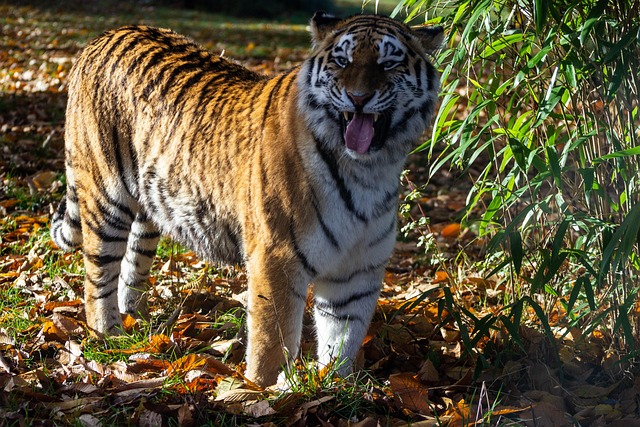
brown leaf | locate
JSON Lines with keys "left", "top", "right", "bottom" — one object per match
{"left": 244, "top": 399, "right": 276, "bottom": 417}
{"left": 43, "top": 299, "right": 83, "bottom": 312}
{"left": 433, "top": 271, "right": 450, "bottom": 284}
{"left": 520, "top": 401, "right": 570, "bottom": 427}
{"left": 113, "top": 377, "right": 166, "bottom": 392}
{"left": 41, "top": 320, "right": 68, "bottom": 342}
{"left": 139, "top": 409, "right": 163, "bottom": 427}
{"left": 389, "top": 373, "right": 431, "bottom": 415}
{"left": 418, "top": 359, "right": 440, "bottom": 383}
{"left": 440, "top": 223, "right": 461, "bottom": 238}
{"left": 166, "top": 353, "right": 233, "bottom": 377}
{"left": 77, "top": 414, "right": 102, "bottom": 427}
{"left": 146, "top": 334, "right": 173, "bottom": 353}
{"left": 52, "top": 312, "right": 83, "bottom": 336}
{"left": 44, "top": 397, "right": 103, "bottom": 412}
{"left": 30, "top": 171, "right": 57, "bottom": 190}
{"left": 177, "top": 403, "right": 194, "bottom": 427}
{"left": 121, "top": 313, "right": 139, "bottom": 333}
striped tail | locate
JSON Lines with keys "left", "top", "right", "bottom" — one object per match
{"left": 50, "top": 188, "right": 82, "bottom": 251}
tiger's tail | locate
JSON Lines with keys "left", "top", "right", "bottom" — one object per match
{"left": 50, "top": 183, "right": 82, "bottom": 251}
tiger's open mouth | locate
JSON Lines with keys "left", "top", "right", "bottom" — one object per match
{"left": 340, "top": 111, "right": 391, "bottom": 154}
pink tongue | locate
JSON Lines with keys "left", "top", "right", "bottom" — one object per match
{"left": 345, "top": 113, "right": 375, "bottom": 154}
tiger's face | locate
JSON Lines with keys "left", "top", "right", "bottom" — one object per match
{"left": 300, "top": 13, "right": 443, "bottom": 162}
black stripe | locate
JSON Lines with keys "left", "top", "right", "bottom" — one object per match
{"left": 368, "top": 219, "right": 395, "bottom": 247}
{"left": 261, "top": 74, "right": 286, "bottom": 129}
{"left": 396, "top": 107, "right": 419, "bottom": 133}
{"left": 173, "top": 69, "right": 206, "bottom": 104}
{"left": 109, "top": 33, "right": 147, "bottom": 75}
{"left": 317, "top": 287, "right": 379, "bottom": 311}
{"left": 53, "top": 229, "right": 76, "bottom": 248}
{"left": 426, "top": 62, "right": 435, "bottom": 91}
{"left": 137, "top": 48, "right": 170, "bottom": 84}
{"left": 131, "top": 246, "right": 157, "bottom": 258}
{"left": 373, "top": 189, "right": 399, "bottom": 219}
{"left": 85, "top": 220, "right": 128, "bottom": 243}
{"left": 94, "top": 285, "right": 118, "bottom": 300}
{"left": 69, "top": 216, "right": 81, "bottom": 229}
{"left": 281, "top": 72, "right": 296, "bottom": 99}
{"left": 310, "top": 191, "right": 340, "bottom": 249}
{"left": 132, "top": 230, "right": 161, "bottom": 239}
{"left": 290, "top": 221, "right": 317, "bottom": 276}
{"left": 111, "top": 126, "right": 135, "bottom": 198}
{"left": 95, "top": 198, "right": 131, "bottom": 231}
{"left": 96, "top": 30, "right": 137, "bottom": 75}
{"left": 313, "top": 137, "right": 367, "bottom": 223}
{"left": 98, "top": 184, "right": 135, "bottom": 221}
{"left": 315, "top": 309, "right": 364, "bottom": 324}
{"left": 87, "top": 271, "right": 120, "bottom": 289}
{"left": 86, "top": 253, "right": 123, "bottom": 266}
{"left": 159, "top": 52, "right": 205, "bottom": 94}
{"left": 324, "top": 261, "right": 387, "bottom": 284}
{"left": 68, "top": 187, "right": 79, "bottom": 203}
{"left": 140, "top": 47, "right": 196, "bottom": 100}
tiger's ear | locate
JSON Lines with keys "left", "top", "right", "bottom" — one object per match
{"left": 412, "top": 25, "right": 445, "bottom": 54}
{"left": 310, "top": 11, "right": 342, "bottom": 47}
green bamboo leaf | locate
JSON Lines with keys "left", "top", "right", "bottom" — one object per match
{"left": 508, "top": 137, "right": 529, "bottom": 171}
{"left": 599, "top": 201, "right": 640, "bottom": 283}
{"left": 592, "top": 146, "right": 640, "bottom": 164}
{"left": 562, "top": 62, "right": 577, "bottom": 88}
{"left": 523, "top": 297, "right": 560, "bottom": 361}
{"left": 606, "top": 59, "right": 627, "bottom": 100}
{"left": 534, "top": 0, "right": 548, "bottom": 33}
{"left": 546, "top": 146, "right": 562, "bottom": 188}
{"left": 603, "top": 28, "right": 639, "bottom": 64}
{"left": 579, "top": 17, "right": 600, "bottom": 45}
{"left": 583, "top": 275, "right": 596, "bottom": 311}
{"left": 509, "top": 231, "right": 523, "bottom": 275}
{"left": 567, "top": 276, "right": 583, "bottom": 313}
{"left": 526, "top": 44, "right": 553, "bottom": 70}
{"left": 481, "top": 32, "right": 526, "bottom": 57}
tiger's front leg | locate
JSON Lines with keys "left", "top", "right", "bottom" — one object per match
{"left": 312, "top": 269, "right": 384, "bottom": 375}
{"left": 243, "top": 252, "right": 309, "bottom": 387}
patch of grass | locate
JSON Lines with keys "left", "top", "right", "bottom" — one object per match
{"left": 155, "top": 237, "right": 190, "bottom": 259}
{"left": 274, "top": 358, "right": 391, "bottom": 421}
{"left": 82, "top": 325, "right": 156, "bottom": 364}
{"left": 0, "top": 285, "right": 38, "bottom": 341}
{"left": 212, "top": 306, "right": 244, "bottom": 340}
{"left": 1, "top": 178, "right": 49, "bottom": 213}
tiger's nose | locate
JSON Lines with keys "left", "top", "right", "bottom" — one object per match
{"left": 347, "top": 91, "right": 374, "bottom": 107}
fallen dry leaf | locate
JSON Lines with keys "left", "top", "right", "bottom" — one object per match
{"left": 389, "top": 373, "right": 432, "bottom": 415}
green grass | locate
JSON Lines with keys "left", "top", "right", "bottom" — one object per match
{"left": 0, "top": 286, "right": 38, "bottom": 341}
{"left": 82, "top": 323, "right": 158, "bottom": 364}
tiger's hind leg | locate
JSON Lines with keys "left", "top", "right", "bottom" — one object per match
{"left": 118, "top": 212, "right": 160, "bottom": 318}
{"left": 312, "top": 269, "right": 384, "bottom": 376}
{"left": 78, "top": 185, "right": 137, "bottom": 336}
{"left": 50, "top": 168, "right": 82, "bottom": 251}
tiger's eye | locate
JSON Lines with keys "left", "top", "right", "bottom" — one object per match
{"left": 334, "top": 57, "right": 349, "bottom": 68}
{"left": 381, "top": 60, "right": 400, "bottom": 70}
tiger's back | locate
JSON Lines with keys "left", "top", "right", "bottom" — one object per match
{"left": 57, "top": 26, "right": 304, "bottom": 263}
{"left": 51, "top": 15, "right": 443, "bottom": 386}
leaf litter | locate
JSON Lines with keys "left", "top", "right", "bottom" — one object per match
{"left": 2, "top": 2, "right": 640, "bottom": 426}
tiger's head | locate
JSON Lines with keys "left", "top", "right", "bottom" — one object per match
{"left": 299, "top": 12, "right": 443, "bottom": 163}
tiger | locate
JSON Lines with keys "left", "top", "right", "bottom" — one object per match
{"left": 50, "top": 12, "right": 443, "bottom": 387}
